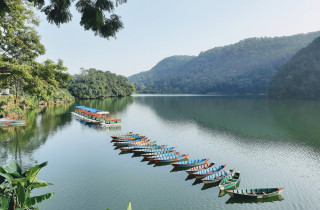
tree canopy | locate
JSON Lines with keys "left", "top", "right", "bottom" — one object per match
{"left": 0, "top": 0, "right": 127, "bottom": 39}
{"left": 0, "top": 0, "right": 71, "bottom": 102}
{"left": 67, "top": 68, "right": 135, "bottom": 98}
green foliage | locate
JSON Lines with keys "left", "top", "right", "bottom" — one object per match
{"left": 0, "top": 1, "right": 72, "bottom": 104}
{"left": 0, "top": 161, "right": 53, "bottom": 209}
{"left": 68, "top": 68, "right": 135, "bottom": 99}
{"left": 0, "top": 0, "right": 127, "bottom": 39}
{"left": 129, "top": 31, "right": 320, "bottom": 95}
{"left": 269, "top": 36, "right": 320, "bottom": 99}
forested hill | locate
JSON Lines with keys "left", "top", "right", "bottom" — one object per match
{"left": 129, "top": 56, "right": 196, "bottom": 93}
{"left": 129, "top": 31, "right": 320, "bottom": 94}
{"left": 269, "top": 36, "right": 320, "bottom": 99}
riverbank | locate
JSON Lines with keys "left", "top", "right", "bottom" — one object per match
{"left": 0, "top": 89, "right": 74, "bottom": 118}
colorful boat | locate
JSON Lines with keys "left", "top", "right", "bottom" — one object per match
{"left": 141, "top": 149, "right": 177, "bottom": 157}
{"left": 113, "top": 139, "right": 151, "bottom": 147}
{"left": 202, "top": 169, "right": 235, "bottom": 184}
{"left": 132, "top": 146, "right": 172, "bottom": 154}
{"left": 219, "top": 171, "right": 240, "bottom": 190}
{"left": 114, "top": 136, "right": 145, "bottom": 141}
{"left": 119, "top": 145, "right": 163, "bottom": 152}
{"left": 226, "top": 188, "right": 285, "bottom": 199}
{"left": 186, "top": 162, "right": 216, "bottom": 175}
{"left": 154, "top": 154, "right": 189, "bottom": 163}
{"left": 111, "top": 132, "right": 139, "bottom": 138}
{"left": 194, "top": 164, "right": 227, "bottom": 179}
{"left": 171, "top": 158, "right": 209, "bottom": 168}
{"left": 147, "top": 152, "right": 181, "bottom": 161}
{"left": 112, "top": 136, "right": 146, "bottom": 142}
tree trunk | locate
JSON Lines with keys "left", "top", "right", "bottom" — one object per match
{"left": 15, "top": 86, "right": 18, "bottom": 104}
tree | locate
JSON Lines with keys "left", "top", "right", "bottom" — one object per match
{"left": 0, "top": 0, "right": 127, "bottom": 39}
{"left": 0, "top": 1, "right": 71, "bottom": 103}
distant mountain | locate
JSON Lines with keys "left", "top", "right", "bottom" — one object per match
{"left": 129, "top": 31, "right": 320, "bottom": 94}
{"left": 269, "top": 36, "right": 320, "bottom": 99}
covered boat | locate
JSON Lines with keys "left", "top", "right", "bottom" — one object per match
{"left": 219, "top": 171, "right": 240, "bottom": 190}
{"left": 202, "top": 169, "right": 235, "bottom": 184}
{"left": 194, "top": 164, "right": 227, "bottom": 179}
{"left": 186, "top": 162, "right": 216, "bottom": 175}
{"left": 226, "top": 188, "right": 285, "bottom": 199}
{"left": 154, "top": 154, "right": 189, "bottom": 163}
{"left": 171, "top": 158, "right": 209, "bottom": 168}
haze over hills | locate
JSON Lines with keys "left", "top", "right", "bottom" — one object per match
{"left": 269, "top": 36, "right": 320, "bottom": 99}
{"left": 129, "top": 31, "right": 320, "bottom": 95}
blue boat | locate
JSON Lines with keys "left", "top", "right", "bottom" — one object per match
{"left": 202, "top": 169, "right": 235, "bottom": 184}
{"left": 171, "top": 158, "right": 209, "bottom": 168}
{"left": 120, "top": 145, "right": 164, "bottom": 152}
{"left": 147, "top": 152, "right": 181, "bottom": 161}
{"left": 132, "top": 146, "right": 173, "bottom": 154}
{"left": 194, "top": 164, "right": 227, "bottom": 179}
{"left": 154, "top": 154, "right": 189, "bottom": 163}
{"left": 141, "top": 149, "right": 177, "bottom": 157}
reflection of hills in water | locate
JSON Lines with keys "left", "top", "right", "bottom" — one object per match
{"left": 76, "top": 97, "right": 134, "bottom": 115}
{"left": 0, "top": 103, "right": 75, "bottom": 167}
{"left": 0, "top": 97, "right": 134, "bottom": 167}
{"left": 134, "top": 96, "right": 320, "bottom": 146}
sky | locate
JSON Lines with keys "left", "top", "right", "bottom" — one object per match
{"left": 36, "top": 0, "right": 320, "bottom": 76}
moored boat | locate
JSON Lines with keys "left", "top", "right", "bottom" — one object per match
{"left": 113, "top": 139, "right": 151, "bottom": 147}
{"left": 148, "top": 152, "right": 181, "bottom": 161}
{"left": 111, "top": 132, "right": 139, "bottom": 139}
{"left": 202, "top": 169, "right": 235, "bottom": 184}
{"left": 141, "top": 149, "right": 177, "bottom": 157}
{"left": 132, "top": 146, "right": 172, "bottom": 154}
{"left": 119, "top": 144, "right": 163, "bottom": 152}
{"left": 219, "top": 171, "right": 240, "bottom": 190}
{"left": 171, "top": 158, "right": 209, "bottom": 168}
{"left": 194, "top": 164, "right": 227, "bottom": 179}
{"left": 154, "top": 154, "right": 189, "bottom": 163}
{"left": 186, "top": 162, "right": 216, "bottom": 175}
{"left": 226, "top": 188, "right": 285, "bottom": 199}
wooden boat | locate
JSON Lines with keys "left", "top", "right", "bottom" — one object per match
{"left": 114, "top": 136, "right": 145, "bottom": 141}
{"left": 132, "top": 146, "right": 173, "bottom": 154}
{"left": 226, "top": 188, "right": 285, "bottom": 199}
{"left": 111, "top": 133, "right": 141, "bottom": 139}
{"left": 171, "top": 158, "right": 209, "bottom": 168}
{"left": 186, "top": 162, "right": 216, "bottom": 175}
{"left": 147, "top": 152, "right": 181, "bottom": 161}
{"left": 141, "top": 149, "right": 177, "bottom": 157}
{"left": 193, "top": 164, "right": 227, "bottom": 179}
{"left": 219, "top": 171, "right": 240, "bottom": 190}
{"left": 113, "top": 139, "right": 151, "bottom": 147}
{"left": 112, "top": 137, "right": 146, "bottom": 142}
{"left": 202, "top": 169, "right": 235, "bottom": 184}
{"left": 119, "top": 145, "right": 163, "bottom": 152}
{"left": 154, "top": 154, "right": 189, "bottom": 163}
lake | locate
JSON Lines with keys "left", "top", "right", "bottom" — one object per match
{"left": 1, "top": 95, "right": 320, "bottom": 210}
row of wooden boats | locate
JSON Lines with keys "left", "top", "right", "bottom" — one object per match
{"left": 110, "top": 132, "right": 285, "bottom": 199}
{"left": 71, "top": 106, "right": 122, "bottom": 127}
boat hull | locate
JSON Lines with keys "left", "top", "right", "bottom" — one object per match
{"left": 226, "top": 188, "right": 285, "bottom": 199}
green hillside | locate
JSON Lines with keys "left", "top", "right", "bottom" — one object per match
{"left": 129, "top": 31, "right": 320, "bottom": 94}
{"left": 269, "top": 36, "right": 320, "bottom": 99}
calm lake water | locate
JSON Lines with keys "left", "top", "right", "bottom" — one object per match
{"left": 1, "top": 95, "right": 320, "bottom": 210}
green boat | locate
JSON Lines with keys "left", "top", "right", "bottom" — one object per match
{"left": 219, "top": 171, "right": 240, "bottom": 190}
{"left": 226, "top": 188, "right": 285, "bottom": 199}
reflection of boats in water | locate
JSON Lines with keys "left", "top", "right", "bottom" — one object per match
{"left": 0, "top": 118, "right": 27, "bottom": 127}
{"left": 226, "top": 195, "right": 284, "bottom": 204}
{"left": 76, "top": 118, "right": 121, "bottom": 130}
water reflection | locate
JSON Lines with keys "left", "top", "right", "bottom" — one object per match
{"left": 0, "top": 103, "right": 74, "bottom": 167}
{"left": 225, "top": 195, "right": 284, "bottom": 204}
{"left": 134, "top": 96, "right": 320, "bottom": 147}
